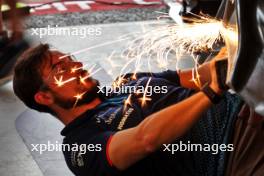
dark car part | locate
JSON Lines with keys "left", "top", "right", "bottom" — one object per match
{"left": 180, "top": 0, "right": 223, "bottom": 17}
{"left": 215, "top": 59, "right": 229, "bottom": 90}
{"left": 222, "top": 0, "right": 264, "bottom": 115}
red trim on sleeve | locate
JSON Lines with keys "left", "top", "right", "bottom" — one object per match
{"left": 106, "top": 135, "right": 114, "bottom": 167}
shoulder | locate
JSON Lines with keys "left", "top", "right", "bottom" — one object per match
{"left": 62, "top": 129, "right": 118, "bottom": 176}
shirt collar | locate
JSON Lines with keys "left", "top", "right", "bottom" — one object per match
{"left": 60, "top": 95, "right": 128, "bottom": 136}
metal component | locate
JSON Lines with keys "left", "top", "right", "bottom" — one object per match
{"left": 223, "top": 0, "right": 264, "bottom": 115}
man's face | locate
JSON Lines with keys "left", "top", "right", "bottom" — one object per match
{"left": 41, "top": 51, "right": 100, "bottom": 109}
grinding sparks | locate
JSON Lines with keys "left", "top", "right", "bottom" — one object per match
{"left": 71, "top": 64, "right": 89, "bottom": 73}
{"left": 123, "top": 94, "right": 132, "bottom": 112}
{"left": 71, "top": 66, "right": 83, "bottom": 73}
{"left": 123, "top": 16, "right": 222, "bottom": 70}
{"left": 49, "top": 14, "right": 235, "bottom": 110}
{"left": 59, "top": 37, "right": 131, "bottom": 60}
{"left": 191, "top": 67, "right": 202, "bottom": 88}
{"left": 131, "top": 72, "right": 137, "bottom": 80}
{"left": 220, "top": 25, "right": 238, "bottom": 45}
{"left": 88, "top": 64, "right": 97, "bottom": 73}
{"left": 54, "top": 76, "right": 77, "bottom": 87}
{"left": 113, "top": 74, "right": 127, "bottom": 88}
{"left": 107, "top": 51, "right": 119, "bottom": 68}
{"left": 139, "top": 78, "right": 152, "bottom": 107}
{"left": 89, "top": 67, "right": 102, "bottom": 77}
{"left": 119, "top": 15, "right": 224, "bottom": 88}
{"left": 124, "top": 94, "right": 132, "bottom": 106}
{"left": 73, "top": 92, "right": 87, "bottom": 108}
{"left": 79, "top": 67, "right": 102, "bottom": 85}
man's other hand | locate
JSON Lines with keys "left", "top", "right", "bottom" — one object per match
{"left": 209, "top": 48, "right": 228, "bottom": 94}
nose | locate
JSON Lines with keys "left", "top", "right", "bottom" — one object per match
{"left": 68, "top": 61, "right": 83, "bottom": 72}
{"left": 71, "top": 61, "right": 83, "bottom": 68}
{"left": 68, "top": 61, "right": 85, "bottom": 75}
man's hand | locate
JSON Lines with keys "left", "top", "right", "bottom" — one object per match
{"left": 179, "top": 47, "right": 228, "bottom": 92}
{"left": 209, "top": 48, "right": 228, "bottom": 94}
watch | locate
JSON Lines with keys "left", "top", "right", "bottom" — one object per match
{"left": 201, "top": 82, "right": 222, "bottom": 104}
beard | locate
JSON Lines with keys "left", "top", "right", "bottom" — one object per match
{"left": 52, "top": 79, "right": 100, "bottom": 109}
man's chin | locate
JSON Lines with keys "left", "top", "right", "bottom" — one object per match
{"left": 74, "top": 79, "right": 100, "bottom": 106}
{"left": 75, "top": 87, "right": 100, "bottom": 106}
{"left": 78, "top": 78, "right": 99, "bottom": 91}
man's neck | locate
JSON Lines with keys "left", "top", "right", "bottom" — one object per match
{"left": 54, "top": 98, "right": 102, "bottom": 125}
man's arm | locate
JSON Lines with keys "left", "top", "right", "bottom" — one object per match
{"left": 178, "top": 48, "right": 228, "bottom": 90}
{"left": 109, "top": 91, "right": 212, "bottom": 170}
{"left": 178, "top": 62, "right": 211, "bottom": 91}
{"left": 109, "top": 58, "right": 223, "bottom": 170}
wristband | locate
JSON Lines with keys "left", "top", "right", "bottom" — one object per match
{"left": 201, "top": 82, "right": 222, "bottom": 104}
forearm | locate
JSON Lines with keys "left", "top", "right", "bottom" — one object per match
{"left": 178, "top": 69, "right": 198, "bottom": 90}
{"left": 178, "top": 62, "right": 211, "bottom": 91}
{"left": 137, "top": 91, "right": 212, "bottom": 151}
{"left": 179, "top": 48, "right": 228, "bottom": 90}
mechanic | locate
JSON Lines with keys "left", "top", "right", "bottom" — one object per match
{"left": 13, "top": 44, "right": 242, "bottom": 176}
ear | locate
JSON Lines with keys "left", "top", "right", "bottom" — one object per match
{"left": 34, "top": 91, "right": 54, "bottom": 106}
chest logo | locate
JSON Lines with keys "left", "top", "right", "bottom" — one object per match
{"left": 117, "top": 108, "right": 134, "bottom": 130}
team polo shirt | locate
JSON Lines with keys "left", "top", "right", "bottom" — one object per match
{"left": 61, "top": 70, "right": 242, "bottom": 176}
{"left": 61, "top": 70, "right": 197, "bottom": 176}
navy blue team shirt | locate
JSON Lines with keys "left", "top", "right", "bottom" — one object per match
{"left": 61, "top": 70, "right": 197, "bottom": 176}
{"left": 60, "top": 70, "right": 242, "bottom": 176}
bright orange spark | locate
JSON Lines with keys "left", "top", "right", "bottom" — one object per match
{"left": 73, "top": 91, "right": 87, "bottom": 108}
{"left": 79, "top": 67, "right": 102, "bottom": 85}
{"left": 131, "top": 73, "right": 137, "bottom": 80}
{"left": 139, "top": 78, "right": 152, "bottom": 107}
{"left": 191, "top": 68, "right": 202, "bottom": 88}
{"left": 124, "top": 94, "right": 132, "bottom": 106}
{"left": 71, "top": 66, "right": 83, "bottom": 73}
{"left": 107, "top": 51, "right": 120, "bottom": 68}
{"left": 220, "top": 25, "right": 238, "bottom": 44}
{"left": 79, "top": 76, "right": 87, "bottom": 85}
{"left": 123, "top": 94, "right": 132, "bottom": 113}
{"left": 74, "top": 92, "right": 86, "bottom": 99}
{"left": 139, "top": 96, "right": 152, "bottom": 107}
{"left": 59, "top": 37, "right": 130, "bottom": 60}
{"left": 88, "top": 64, "right": 96, "bottom": 74}
{"left": 54, "top": 76, "right": 77, "bottom": 87}
{"left": 113, "top": 75, "right": 127, "bottom": 88}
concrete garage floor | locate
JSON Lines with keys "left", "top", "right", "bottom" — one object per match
{"left": 0, "top": 20, "right": 193, "bottom": 176}
{"left": 0, "top": 82, "right": 43, "bottom": 176}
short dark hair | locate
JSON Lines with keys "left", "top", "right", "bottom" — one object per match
{"left": 13, "top": 44, "right": 54, "bottom": 114}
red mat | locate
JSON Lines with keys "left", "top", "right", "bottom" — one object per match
{"left": 23, "top": 0, "right": 165, "bottom": 15}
